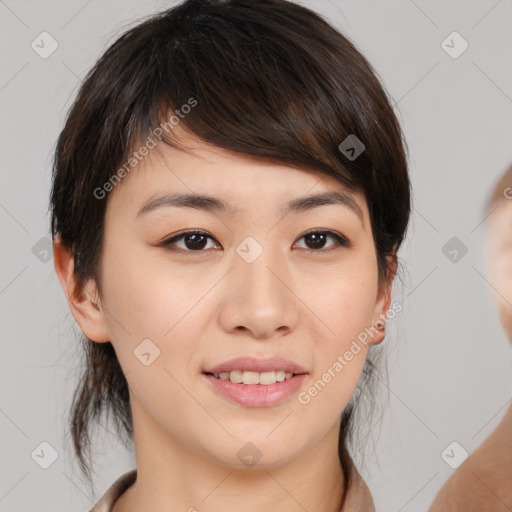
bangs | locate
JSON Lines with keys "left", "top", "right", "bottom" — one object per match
{"left": 102, "top": 0, "right": 377, "bottom": 191}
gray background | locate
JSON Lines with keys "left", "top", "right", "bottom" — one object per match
{"left": 1, "top": 0, "right": 511, "bottom": 510}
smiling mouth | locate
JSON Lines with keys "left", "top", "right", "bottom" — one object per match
{"left": 203, "top": 370, "right": 298, "bottom": 385}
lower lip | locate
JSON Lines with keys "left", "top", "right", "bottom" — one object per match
{"left": 203, "top": 373, "right": 307, "bottom": 407}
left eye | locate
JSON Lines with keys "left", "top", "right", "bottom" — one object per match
{"left": 160, "top": 229, "right": 349, "bottom": 254}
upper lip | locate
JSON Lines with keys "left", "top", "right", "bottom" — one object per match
{"left": 204, "top": 356, "right": 308, "bottom": 375}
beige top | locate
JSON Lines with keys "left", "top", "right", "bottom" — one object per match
{"left": 88, "top": 470, "right": 136, "bottom": 512}
{"left": 89, "top": 463, "right": 375, "bottom": 512}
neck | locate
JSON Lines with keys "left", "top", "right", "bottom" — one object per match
{"left": 114, "top": 397, "right": 347, "bottom": 512}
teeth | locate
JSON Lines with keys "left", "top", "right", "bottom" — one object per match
{"left": 212, "top": 370, "right": 295, "bottom": 385}
{"left": 259, "top": 371, "right": 276, "bottom": 385}
{"left": 243, "top": 371, "right": 260, "bottom": 385}
{"left": 230, "top": 371, "right": 243, "bottom": 384}
{"left": 276, "top": 370, "right": 286, "bottom": 382}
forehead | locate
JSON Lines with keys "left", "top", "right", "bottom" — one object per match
{"left": 109, "top": 134, "right": 370, "bottom": 223}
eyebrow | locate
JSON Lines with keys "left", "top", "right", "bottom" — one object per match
{"left": 136, "top": 191, "right": 364, "bottom": 224}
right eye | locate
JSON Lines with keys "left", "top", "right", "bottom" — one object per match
{"left": 160, "top": 230, "right": 221, "bottom": 254}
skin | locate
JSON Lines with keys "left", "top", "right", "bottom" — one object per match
{"left": 428, "top": 198, "right": 512, "bottom": 511}
{"left": 54, "top": 129, "right": 394, "bottom": 512}
{"left": 487, "top": 199, "right": 512, "bottom": 342}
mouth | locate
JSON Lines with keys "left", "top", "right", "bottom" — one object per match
{"left": 203, "top": 370, "right": 300, "bottom": 385}
{"left": 201, "top": 357, "right": 309, "bottom": 407}
{"left": 203, "top": 355, "right": 308, "bottom": 377}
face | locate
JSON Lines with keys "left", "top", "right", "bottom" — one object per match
{"left": 59, "top": 131, "right": 393, "bottom": 470}
{"left": 486, "top": 199, "right": 512, "bottom": 342}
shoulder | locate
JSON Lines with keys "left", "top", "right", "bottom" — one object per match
{"left": 428, "top": 443, "right": 512, "bottom": 512}
{"left": 428, "top": 466, "right": 491, "bottom": 512}
{"left": 429, "top": 403, "right": 512, "bottom": 511}
{"left": 88, "top": 470, "right": 137, "bottom": 512}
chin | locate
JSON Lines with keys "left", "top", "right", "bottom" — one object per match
{"left": 210, "top": 442, "right": 302, "bottom": 471}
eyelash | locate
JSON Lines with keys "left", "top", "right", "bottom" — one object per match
{"left": 159, "top": 229, "right": 350, "bottom": 256}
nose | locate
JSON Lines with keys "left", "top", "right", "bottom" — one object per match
{"left": 217, "top": 242, "right": 300, "bottom": 340}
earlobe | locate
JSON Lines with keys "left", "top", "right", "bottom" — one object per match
{"left": 53, "top": 236, "right": 111, "bottom": 343}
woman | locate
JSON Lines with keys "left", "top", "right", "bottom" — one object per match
{"left": 50, "top": 0, "right": 411, "bottom": 510}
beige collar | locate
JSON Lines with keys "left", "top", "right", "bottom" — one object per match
{"left": 90, "top": 462, "right": 375, "bottom": 512}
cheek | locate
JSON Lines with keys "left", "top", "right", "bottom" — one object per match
{"left": 314, "top": 279, "right": 375, "bottom": 372}
{"left": 296, "top": 260, "right": 379, "bottom": 402}
{"left": 321, "top": 277, "right": 377, "bottom": 334}
{"left": 305, "top": 255, "right": 379, "bottom": 345}
{"left": 99, "top": 252, "right": 208, "bottom": 425}
{"left": 99, "top": 243, "right": 207, "bottom": 368}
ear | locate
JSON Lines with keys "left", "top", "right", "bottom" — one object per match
{"left": 367, "top": 253, "right": 398, "bottom": 346}
{"left": 53, "top": 235, "right": 110, "bottom": 343}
